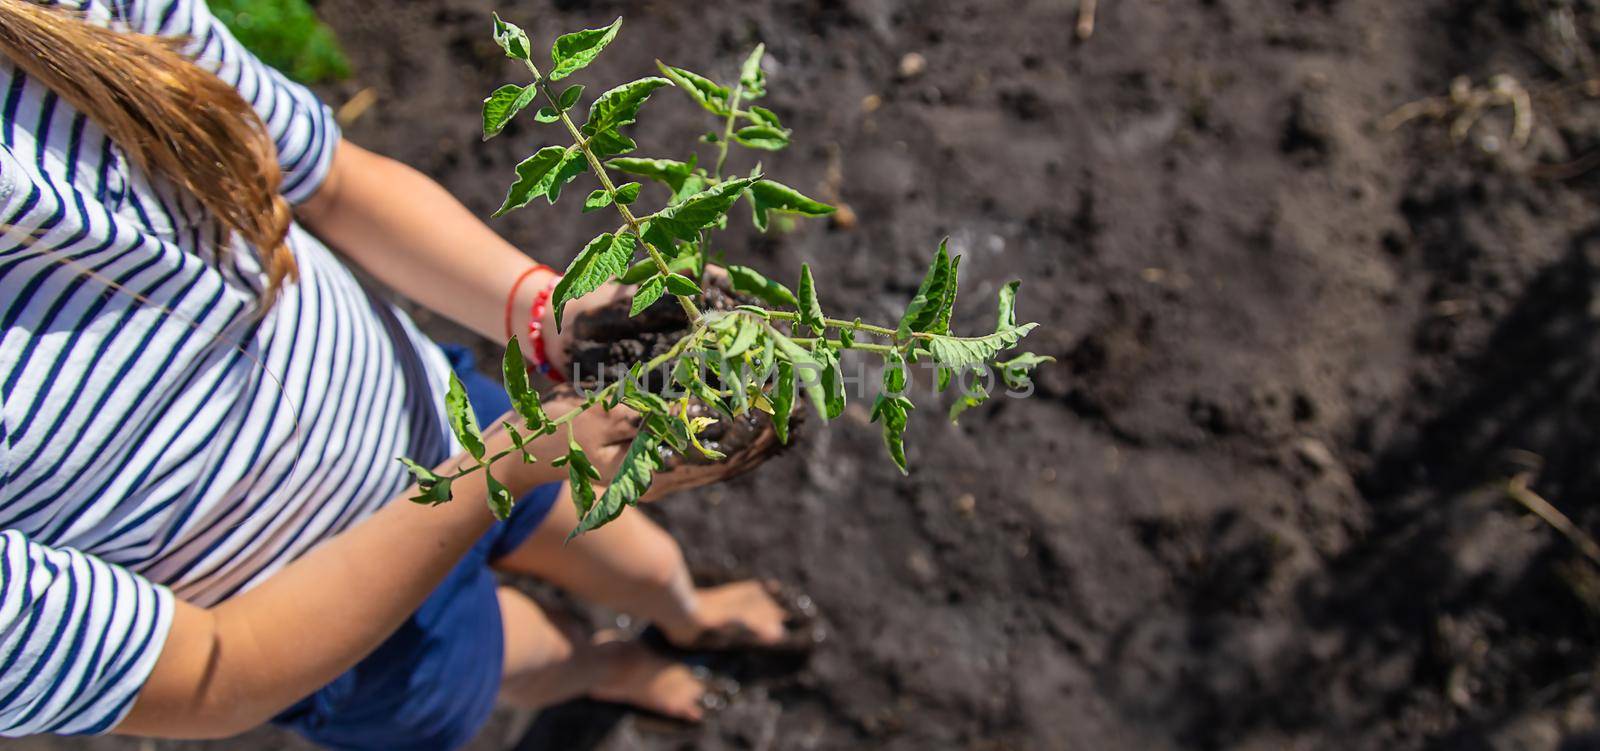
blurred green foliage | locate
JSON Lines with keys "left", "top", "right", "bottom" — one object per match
{"left": 209, "top": 0, "right": 350, "bottom": 84}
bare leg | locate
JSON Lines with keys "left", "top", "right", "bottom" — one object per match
{"left": 496, "top": 586, "right": 706, "bottom": 721}
{"left": 495, "top": 485, "right": 788, "bottom": 646}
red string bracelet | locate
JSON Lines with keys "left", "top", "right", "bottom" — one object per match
{"left": 527, "top": 274, "right": 564, "bottom": 383}
{"left": 503, "top": 264, "right": 552, "bottom": 342}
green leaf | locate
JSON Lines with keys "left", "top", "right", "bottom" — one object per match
{"left": 542, "top": 148, "right": 589, "bottom": 203}
{"left": 398, "top": 457, "right": 453, "bottom": 505}
{"left": 727, "top": 264, "right": 798, "bottom": 308}
{"left": 613, "top": 182, "right": 642, "bottom": 205}
{"left": 999, "top": 352, "right": 1055, "bottom": 390}
{"left": 925, "top": 324, "right": 1038, "bottom": 368}
{"left": 583, "top": 77, "right": 671, "bottom": 136}
{"left": 492, "top": 13, "right": 531, "bottom": 62}
{"left": 721, "top": 317, "right": 762, "bottom": 359}
{"left": 733, "top": 125, "right": 790, "bottom": 151}
{"left": 673, "top": 358, "right": 730, "bottom": 417}
{"left": 552, "top": 233, "right": 637, "bottom": 329}
{"left": 898, "top": 238, "right": 956, "bottom": 337}
{"left": 631, "top": 274, "right": 666, "bottom": 315}
{"left": 870, "top": 394, "right": 913, "bottom": 474}
{"left": 583, "top": 188, "right": 613, "bottom": 213}
{"left": 655, "top": 61, "right": 731, "bottom": 115}
{"left": 664, "top": 272, "right": 702, "bottom": 296}
{"left": 883, "top": 351, "right": 908, "bottom": 394}
{"left": 644, "top": 177, "right": 758, "bottom": 245}
{"left": 933, "top": 255, "right": 962, "bottom": 335}
{"left": 996, "top": 279, "right": 1021, "bottom": 329}
{"left": 607, "top": 157, "right": 694, "bottom": 192}
{"left": 796, "top": 264, "right": 825, "bottom": 333}
{"left": 502, "top": 336, "right": 548, "bottom": 430}
{"left": 493, "top": 146, "right": 567, "bottom": 217}
{"left": 768, "top": 327, "right": 830, "bottom": 419}
{"left": 534, "top": 106, "right": 560, "bottom": 123}
{"left": 561, "top": 434, "right": 602, "bottom": 519}
{"left": 772, "top": 361, "right": 796, "bottom": 444}
{"left": 572, "top": 430, "right": 665, "bottom": 538}
{"left": 482, "top": 84, "right": 539, "bottom": 140}
{"left": 817, "top": 343, "right": 847, "bottom": 419}
{"left": 948, "top": 381, "right": 989, "bottom": 424}
{"left": 748, "top": 180, "right": 834, "bottom": 232}
{"left": 746, "top": 105, "right": 782, "bottom": 128}
{"left": 446, "top": 372, "right": 486, "bottom": 461}
{"left": 739, "top": 43, "right": 767, "bottom": 99}
{"left": 936, "top": 366, "right": 952, "bottom": 392}
{"left": 484, "top": 465, "right": 515, "bottom": 520}
{"left": 549, "top": 17, "right": 621, "bottom": 81}
{"left": 558, "top": 83, "right": 585, "bottom": 111}
{"left": 585, "top": 130, "right": 637, "bottom": 159}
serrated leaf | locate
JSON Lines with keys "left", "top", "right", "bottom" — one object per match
{"left": 933, "top": 255, "right": 962, "bottom": 335}
{"left": 553, "top": 233, "right": 637, "bottom": 329}
{"left": 655, "top": 61, "right": 731, "bottom": 115}
{"left": 558, "top": 83, "right": 585, "bottom": 110}
{"left": 664, "top": 272, "right": 701, "bottom": 296}
{"left": 585, "top": 130, "right": 637, "bottom": 159}
{"left": 485, "top": 465, "right": 515, "bottom": 520}
{"left": 727, "top": 264, "right": 798, "bottom": 308}
{"left": 734, "top": 125, "right": 790, "bottom": 151}
{"left": 492, "top": 13, "right": 531, "bottom": 62}
{"left": 583, "top": 77, "right": 671, "bottom": 136}
{"left": 607, "top": 157, "right": 694, "bottom": 192}
{"left": 493, "top": 146, "right": 568, "bottom": 217}
{"left": 503, "top": 336, "right": 548, "bottom": 430}
{"left": 482, "top": 84, "right": 539, "bottom": 140}
{"left": 543, "top": 148, "right": 589, "bottom": 203}
{"left": 740, "top": 44, "right": 767, "bottom": 98}
{"left": 998, "top": 352, "right": 1055, "bottom": 390}
{"left": 925, "top": 324, "right": 1038, "bottom": 368}
{"left": 613, "top": 182, "right": 642, "bottom": 205}
{"left": 644, "top": 177, "right": 758, "bottom": 245}
{"left": 746, "top": 105, "right": 782, "bottom": 128}
{"left": 549, "top": 17, "right": 621, "bottom": 81}
{"left": 631, "top": 275, "right": 666, "bottom": 315}
{"left": 399, "top": 457, "right": 453, "bottom": 505}
{"left": 898, "top": 238, "right": 956, "bottom": 338}
{"left": 583, "top": 188, "right": 614, "bottom": 213}
{"left": 747, "top": 179, "right": 834, "bottom": 232}
{"left": 870, "top": 394, "right": 913, "bottom": 474}
{"left": 446, "top": 372, "right": 486, "bottom": 461}
{"left": 796, "top": 264, "right": 825, "bottom": 333}
{"left": 572, "top": 430, "right": 665, "bottom": 538}
{"left": 772, "top": 361, "right": 796, "bottom": 444}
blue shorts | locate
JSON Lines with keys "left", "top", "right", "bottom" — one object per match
{"left": 272, "top": 345, "right": 562, "bottom": 751}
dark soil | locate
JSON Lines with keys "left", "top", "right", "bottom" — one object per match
{"left": 24, "top": 0, "right": 1600, "bottom": 749}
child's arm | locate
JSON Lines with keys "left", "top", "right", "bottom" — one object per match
{"left": 295, "top": 139, "right": 620, "bottom": 377}
{"left": 112, "top": 408, "right": 630, "bottom": 739}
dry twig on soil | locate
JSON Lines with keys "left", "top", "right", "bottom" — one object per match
{"left": 1505, "top": 473, "right": 1600, "bottom": 565}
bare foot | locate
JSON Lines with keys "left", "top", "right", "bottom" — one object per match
{"left": 664, "top": 580, "right": 790, "bottom": 649}
{"left": 587, "top": 634, "right": 708, "bottom": 722}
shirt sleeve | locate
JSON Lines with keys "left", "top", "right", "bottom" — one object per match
{"left": 0, "top": 529, "right": 174, "bottom": 737}
{"left": 118, "top": 0, "right": 342, "bottom": 204}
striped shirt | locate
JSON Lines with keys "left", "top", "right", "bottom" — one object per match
{"left": 0, "top": 0, "right": 459, "bottom": 735}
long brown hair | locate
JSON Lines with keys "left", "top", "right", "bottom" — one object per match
{"left": 0, "top": 0, "right": 296, "bottom": 307}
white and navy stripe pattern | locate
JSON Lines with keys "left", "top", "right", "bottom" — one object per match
{"left": 0, "top": 0, "right": 459, "bottom": 736}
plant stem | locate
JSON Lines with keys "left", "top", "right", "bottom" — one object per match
{"left": 762, "top": 310, "right": 911, "bottom": 339}
{"left": 525, "top": 62, "right": 701, "bottom": 321}
{"left": 713, "top": 84, "right": 745, "bottom": 179}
